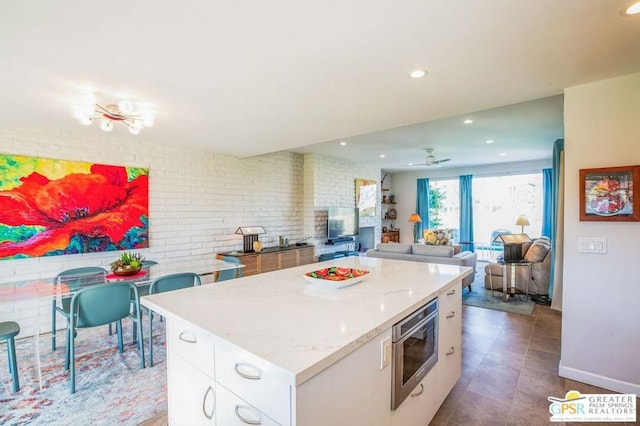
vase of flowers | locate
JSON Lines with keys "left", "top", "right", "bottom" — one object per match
{"left": 110, "top": 251, "right": 145, "bottom": 276}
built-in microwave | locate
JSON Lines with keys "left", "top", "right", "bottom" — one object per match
{"left": 391, "top": 297, "right": 439, "bottom": 410}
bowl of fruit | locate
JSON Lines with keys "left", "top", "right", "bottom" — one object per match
{"left": 110, "top": 251, "right": 145, "bottom": 276}
{"left": 303, "top": 266, "right": 370, "bottom": 289}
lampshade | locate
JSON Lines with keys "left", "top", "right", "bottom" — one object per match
{"left": 515, "top": 215, "right": 530, "bottom": 227}
{"left": 408, "top": 213, "right": 422, "bottom": 223}
{"left": 235, "top": 226, "right": 266, "bottom": 235}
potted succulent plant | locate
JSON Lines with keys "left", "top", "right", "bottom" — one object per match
{"left": 110, "top": 251, "right": 145, "bottom": 276}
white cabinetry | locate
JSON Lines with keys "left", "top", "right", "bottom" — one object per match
{"left": 167, "top": 353, "right": 216, "bottom": 425}
{"left": 435, "top": 285, "right": 462, "bottom": 406}
{"left": 162, "top": 278, "right": 464, "bottom": 426}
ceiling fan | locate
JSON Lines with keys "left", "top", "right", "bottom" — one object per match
{"left": 411, "top": 148, "right": 451, "bottom": 167}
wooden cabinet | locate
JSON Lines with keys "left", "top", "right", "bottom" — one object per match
{"left": 382, "top": 231, "right": 400, "bottom": 243}
{"left": 218, "top": 245, "right": 315, "bottom": 277}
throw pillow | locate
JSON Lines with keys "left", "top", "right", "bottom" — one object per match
{"left": 423, "top": 229, "right": 453, "bottom": 245}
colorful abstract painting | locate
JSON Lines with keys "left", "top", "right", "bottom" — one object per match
{"left": 0, "top": 154, "right": 149, "bottom": 260}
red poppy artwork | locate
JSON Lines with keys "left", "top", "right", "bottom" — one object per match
{"left": 0, "top": 154, "right": 149, "bottom": 259}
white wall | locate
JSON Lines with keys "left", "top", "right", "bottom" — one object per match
{"left": 560, "top": 72, "right": 640, "bottom": 394}
{"left": 389, "top": 160, "right": 551, "bottom": 244}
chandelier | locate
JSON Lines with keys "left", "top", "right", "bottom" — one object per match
{"left": 71, "top": 92, "right": 154, "bottom": 135}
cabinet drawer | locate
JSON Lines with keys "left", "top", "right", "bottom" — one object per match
{"left": 439, "top": 285, "right": 461, "bottom": 312}
{"left": 216, "top": 384, "right": 280, "bottom": 426}
{"left": 215, "top": 345, "right": 291, "bottom": 426}
{"left": 168, "top": 318, "right": 215, "bottom": 379}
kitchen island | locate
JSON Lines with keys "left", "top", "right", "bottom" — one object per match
{"left": 141, "top": 256, "right": 472, "bottom": 425}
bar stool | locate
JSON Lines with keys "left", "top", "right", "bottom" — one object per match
{"left": 0, "top": 321, "right": 20, "bottom": 392}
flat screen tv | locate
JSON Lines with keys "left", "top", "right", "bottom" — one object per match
{"left": 328, "top": 207, "right": 359, "bottom": 241}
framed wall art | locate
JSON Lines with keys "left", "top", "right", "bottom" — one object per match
{"left": 355, "top": 178, "right": 376, "bottom": 217}
{"left": 0, "top": 154, "right": 149, "bottom": 259}
{"left": 579, "top": 165, "right": 639, "bottom": 221}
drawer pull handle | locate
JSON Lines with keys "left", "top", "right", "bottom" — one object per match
{"left": 202, "top": 386, "right": 215, "bottom": 420}
{"left": 234, "top": 405, "right": 262, "bottom": 425}
{"left": 234, "top": 363, "right": 262, "bottom": 380}
{"left": 178, "top": 332, "right": 197, "bottom": 344}
{"left": 446, "top": 289, "right": 456, "bottom": 296}
{"left": 446, "top": 311, "right": 456, "bottom": 319}
{"left": 410, "top": 383, "right": 424, "bottom": 398}
{"left": 446, "top": 346, "right": 455, "bottom": 356}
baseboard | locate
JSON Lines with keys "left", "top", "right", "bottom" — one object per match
{"left": 559, "top": 362, "right": 640, "bottom": 394}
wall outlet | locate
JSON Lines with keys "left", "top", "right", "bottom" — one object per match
{"left": 380, "top": 337, "right": 392, "bottom": 370}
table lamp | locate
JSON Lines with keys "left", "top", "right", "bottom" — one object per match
{"left": 515, "top": 215, "right": 530, "bottom": 234}
{"left": 408, "top": 213, "right": 422, "bottom": 243}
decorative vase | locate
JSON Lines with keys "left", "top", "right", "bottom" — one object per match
{"left": 253, "top": 241, "right": 263, "bottom": 252}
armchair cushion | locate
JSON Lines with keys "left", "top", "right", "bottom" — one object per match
{"left": 524, "top": 242, "right": 550, "bottom": 263}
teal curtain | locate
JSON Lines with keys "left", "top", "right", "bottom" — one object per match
{"left": 459, "top": 175, "right": 474, "bottom": 246}
{"left": 541, "top": 168, "right": 552, "bottom": 237}
{"left": 549, "top": 139, "right": 564, "bottom": 296}
{"left": 416, "top": 178, "right": 430, "bottom": 241}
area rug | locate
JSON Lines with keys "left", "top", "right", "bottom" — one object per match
{"left": 462, "top": 267, "right": 535, "bottom": 316}
{"left": 0, "top": 317, "right": 167, "bottom": 425}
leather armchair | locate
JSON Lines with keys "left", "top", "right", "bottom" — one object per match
{"left": 484, "top": 237, "right": 552, "bottom": 295}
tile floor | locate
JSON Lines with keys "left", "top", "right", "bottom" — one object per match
{"left": 140, "top": 304, "right": 636, "bottom": 426}
{"left": 431, "top": 304, "right": 638, "bottom": 426}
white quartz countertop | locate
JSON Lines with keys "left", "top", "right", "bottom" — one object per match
{"left": 142, "top": 256, "right": 472, "bottom": 385}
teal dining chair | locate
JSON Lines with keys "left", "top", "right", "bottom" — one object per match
{"left": 65, "top": 281, "right": 145, "bottom": 394}
{"left": 143, "top": 272, "right": 201, "bottom": 367}
{"left": 52, "top": 267, "right": 108, "bottom": 351}
{"left": 0, "top": 321, "right": 20, "bottom": 392}
{"left": 215, "top": 256, "right": 243, "bottom": 282}
{"left": 131, "top": 259, "right": 160, "bottom": 343}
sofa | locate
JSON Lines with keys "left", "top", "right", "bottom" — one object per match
{"left": 484, "top": 237, "right": 552, "bottom": 295}
{"left": 366, "top": 243, "right": 477, "bottom": 290}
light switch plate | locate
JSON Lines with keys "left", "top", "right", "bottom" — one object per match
{"left": 380, "top": 337, "right": 392, "bottom": 370}
{"left": 578, "top": 237, "right": 607, "bottom": 254}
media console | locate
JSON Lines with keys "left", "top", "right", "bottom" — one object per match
{"left": 318, "top": 250, "right": 359, "bottom": 262}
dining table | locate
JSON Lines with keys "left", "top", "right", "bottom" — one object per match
{"left": 0, "top": 257, "right": 244, "bottom": 389}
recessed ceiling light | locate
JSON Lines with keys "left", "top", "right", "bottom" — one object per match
{"left": 464, "top": 119, "right": 473, "bottom": 124}
{"left": 485, "top": 140, "right": 494, "bottom": 144}
{"left": 339, "top": 141, "right": 347, "bottom": 146}
{"left": 625, "top": 1, "right": 640, "bottom": 14}
{"left": 409, "top": 69, "right": 427, "bottom": 79}
{"left": 379, "top": 154, "right": 385, "bottom": 158}
{"left": 499, "top": 152, "right": 507, "bottom": 156}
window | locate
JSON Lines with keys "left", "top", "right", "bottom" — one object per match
{"left": 429, "top": 179, "right": 459, "bottom": 230}
{"left": 472, "top": 173, "right": 543, "bottom": 243}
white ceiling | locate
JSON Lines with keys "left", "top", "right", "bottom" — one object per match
{"left": 2, "top": 1, "right": 639, "bottom": 169}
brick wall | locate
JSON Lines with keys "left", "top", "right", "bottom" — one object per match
{"left": 0, "top": 121, "right": 380, "bottom": 335}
